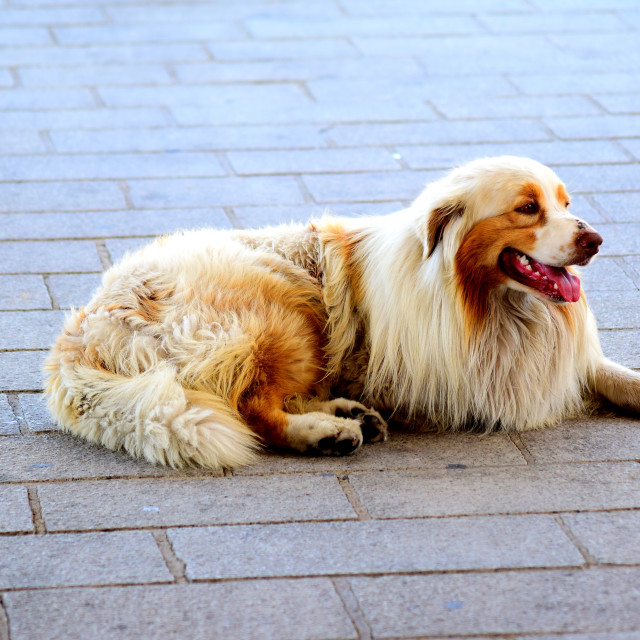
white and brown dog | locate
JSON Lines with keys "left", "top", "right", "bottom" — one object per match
{"left": 45, "top": 156, "right": 640, "bottom": 470}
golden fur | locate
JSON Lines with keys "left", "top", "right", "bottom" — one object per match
{"left": 45, "top": 156, "right": 640, "bottom": 470}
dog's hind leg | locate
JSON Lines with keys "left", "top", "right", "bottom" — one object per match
{"left": 595, "top": 357, "right": 640, "bottom": 413}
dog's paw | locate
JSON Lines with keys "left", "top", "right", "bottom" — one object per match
{"left": 324, "top": 399, "right": 388, "bottom": 444}
{"left": 286, "top": 412, "right": 363, "bottom": 456}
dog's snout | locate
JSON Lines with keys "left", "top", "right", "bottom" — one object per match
{"left": 577, "top": 229, "right": 603, "bottom": 256}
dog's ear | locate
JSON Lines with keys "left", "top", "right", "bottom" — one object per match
{"left": 426, "top": 200, "right": 465, "bottom": 258}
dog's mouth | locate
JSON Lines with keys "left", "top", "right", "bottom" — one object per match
{"left": 499, "top": 248, "right": 581, "bottom": 303}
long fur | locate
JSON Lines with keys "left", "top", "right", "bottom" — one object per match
{"left": 45, "top": 156, "right": 640, "bottom": 470}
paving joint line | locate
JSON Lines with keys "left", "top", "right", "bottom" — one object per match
{"left": 507, "top": 432, "right": 535, "bottom": 464}
{"left": 94, "top": 239, "right": 112, "bottom": 271}
{"left": 42, "top": 275, "right": 60, "bottom": 310}
{"left": 0, "top": 594, "right": 10, "bottom": 640}
{"left": 222, "top": 206, "right": 243, "bottom": 230}
{"left": 25, "top": 485, "right": 47, "bottom": 535}
{"left": 553, "top": 514, "right": 597, "bottom": 567}
{"left": 330, "top": 577, "right": 372, "bottom": 640}
{"left": 5, "top": 395, "right": 27, "bottom": 435}
{"left": 151, "top": 530, "right": 188, "bottom": 583}
{"left": 337, "top": 474, "right": 371, "bottom": 520}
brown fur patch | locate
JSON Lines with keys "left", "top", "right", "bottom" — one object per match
{"left": 557, "top": 183, "right": 570, "bottom": 207}
{"left": 427, "top": 201, "right": 465, "bottom": 257}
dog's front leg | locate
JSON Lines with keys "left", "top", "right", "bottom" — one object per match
{"left": 595, "top": 357, "right": 640, "bottom": 413}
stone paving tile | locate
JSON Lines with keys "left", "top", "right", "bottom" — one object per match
{"left": 0, "top": 130, "right": 46, "bottom": 154}
{"left": 128, "top": 176, "right": 305, "bottom": 209}
{"left": 0, "top": 209, "right": 229, "bottom": 241}
{"left": 545, "top": 115, "right": 640, "bottom": 139}
{"left": 0, "top": 88, "right": 95, "bottom": 110}
{"left": 0, "top": 394, "right": 20, "bottom": 435}
{"left": 563, "top": 511, "right": 640, "bottom": 565}
{"left": 227, "top": 148, "right": 401, "bottom": 175}
{"left": 478, "top": 10, "right": 629, "bottom": 33}
{"left": 348, "top": 462, "right": 640, "bottom": 518}
{"left": 594, "top": 94, "right": 640, "bottom": 116}
{"left": 509, "top": 71, "right": 640, "bottom": 95}
{"left": 0, "top": 310, "right": 66, "bottom": 350}
{"left": 207, "top": 38, "right": 359, "bottom": 61}
{"left": 519, "top": 633, "right": 640, "bottom": 640}
{"left": 520, "top": 417, "right": 640, "bottom": 463}
{"left": 1, "top": 6, "right": 106, "bottom": 24}
{"left": 0, "top": 486, "right": 33, "bottom": 533}
{"left": 0, "top": 241, "right": 102, "bottom": 274}
{"left": 0, "top": 275, "right": 50, "bottom": 310}
{"left": 592, "top": 224, "right": 640, "bottom": 256}
{"left": 4, "top": 580, "right": 357, "bottom": 640}
{"left": 0, "top": 152, "right": 227, "bottom": 181}
{"left": 0, "top": 433, "right": 180, "bottom": 482}
{"left": 50, "top": 124, "right": 328, "bottom": 153}
{"left": 46, "top": 273, "right": 102, "bottom": 309}
{"left": 236, "top": 432, "right": 526, "bottom": 475}
{"left": 169, "top": 515, "right": 583, "bottom": 580}
{"left": 588, "top": 290, "right": 640, "bottom": 329}
{"left": 19, "top": 64, "right": 173, "bottom": 87}
{"left": 548, "top": 164, "right": 640, "bottom": 194}
{"left": 18, "top": 392, "right": 59, "bottom": 432}
{"left": 38, "top": 474, "right": 356, "bottom": 531}
{"left": 0, "top": 531, "right": 172, "bottom": 588}
{"left": 105, "top": 237, "right": 154, "bottom": 264}
{"left": 342, "top": 0, "right": 529, "bottom": 13}
{"left": 599, "top": 329, "right": 640, "bottom": 369}
{"left": 594, "top": 192, "right": 640, "bottom": 223}
{"left": 0, "top": 181, "right": 126, "bottom": 213}
{"left": 349, "top": 568, "right": 640, "bottom": 638}
{"left": 0, "top": 351, "right": 49, "bottom": 392}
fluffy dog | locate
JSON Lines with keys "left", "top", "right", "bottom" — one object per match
{"left": 45, "top": 156, "right": 640, "bottom": 470}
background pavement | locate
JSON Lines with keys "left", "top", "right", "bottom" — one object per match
{"left": 1, "top": 0, "right": 639, "bottom": 638}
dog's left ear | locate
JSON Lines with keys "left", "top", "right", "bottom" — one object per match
{"left": 425, "top": 200, "right": 465, "bottom": 258}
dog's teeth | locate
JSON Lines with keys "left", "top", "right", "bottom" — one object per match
{"left": 542, "top": 276, "right": 548, "bottom": 280}
{"left": 553, "top": 283, "right": 558, "bottom": 290}
{"left": 533, "top": 271, "right": 541, "bottom": 277}
{"left": 525, "top": 265, "right": 532, "bottom": 271}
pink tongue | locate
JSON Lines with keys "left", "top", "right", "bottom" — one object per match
{"left": 537, "top": 263, "right": 581, "bottom": 302}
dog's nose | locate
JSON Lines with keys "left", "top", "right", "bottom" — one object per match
{"left": 577, "top": 230, "right": 603, "bottom": 256}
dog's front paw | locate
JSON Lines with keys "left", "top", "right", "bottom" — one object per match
{"left": 286, "top": 412, "right": 364, "bottom": 456}
{"left": 327, "top": 399, "right": 388, "bottom": 443}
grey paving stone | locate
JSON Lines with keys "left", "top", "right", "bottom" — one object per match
{"left": 592, "top": 192, "right": 640, "bottom": 223}
{"left": 519, "top": 633, "right": 640, "bottom": 640}
{"left": 326, "top": 119, "right": 551, "bottom": 147}
{"left": 0, "top": 69, "right": 14, "bottom": 88}
{"left": 302, "top": 170, "right": 441, "bottom": 203}
{"left": 0, "top": 88, "right": 94, "bottom": 110}
{"left": 0, "top": 531, "right": 172, "bottom": 588}
{"left": 128, "top": 176, "right": 305, "bottom": 208}
{"left": 430, "top": 95, "right": 601, "bottom": 119}
{"left": 227, "top": 148, "right": 401, "bottom": 175}
{"left": 237, "top": 432, "right": 525, "bottom": 475}
{"left": 563, "top": 511, "right": 640, "bottom": 565}
{"left": 99, "top": 83, "right": 309, "bottom": 109}
{"left": 0, "top": 394, "right": 20, "bottom": 435}
{"left": 244, "top": 14, "right": 480, "bottom": 38}
{"left": 349, "top": 568, "right": 640, "bottom": 637}
{"left": 594, "top": 93, "right": 640, "bottom": 116}
{"left": 0, "top": 181, "right": 126, "bottom": 213}
{"left": 571, "top": 195, "right": 607, "bottom": 225}
{"left": 510, "top": 71, "right": 640, "bottom": 96}
{"left": 0, "top": 241, "right": 102, "bottom": 273}
{"left": 520, "top": 416, "right": 640, "bottom": 463}
{"left": 0, "top": 432, "right": 181, "bottom": 481}
{"left": 174, "top": 57, "right": 426, "bottom": 84}
{"left": 599, "top": 329, "right": 640, "bottom": 369}
{"left": 0, "top": 486, "right": 33, "bottom": 533}
{"left": 105, "top": 237, "right": 154, "bottom": 264}
{"left": 0, "top": 275, "right": 50, "bottom": 310}
{"left": 39, "top": 474, "right": 356, "bottom": 531}
{"left": 207, "top": 38, "right": 359, "bottom": 61}
{"left": 46, "top": 273, "right": 102, "bottom": 309}
{"left": 0, "top": 209, "right": 229, "bottom": 241}
{"left": 597, "top": 224, "right": 640, "bottom": 256}
{"left": 18, "top": 392, "right": 59, "bottom": 432}
{"left": 169, "top": 515, "right": 583, "bottom": 580}
{"left": 0, "top": 350, "right": 49, "bottom": 391}
{"left": 19, "top": 64, "right": 173, "bottom": 87}
{"left": 0, "top": 310, "right": 66, "bottom": 350}
{"left": 0, "top": 43, "right": 209, "bottom": 67}
{"left": 587, "top": 290, "right": 640, "bottom": 328}
{"left": 478, "top": 11, "right": 628, "bottom": 33}
{"left": 396, "top": 141, "right": 630, "bottom": 170}
{"left": 1, "top": 7, "right": 106, "bottom": 24}
{"left": 0, "top": 152, "right": 226, "bottom": 181}
{"left": 545, "top": 115, "right": 640, "bottom": 139}
{"left": 550, "top": 164, "right": 640, "bottom": 194}
{"left": 581, "top": 258, "right": 637, "bottom": 292}
{"left": 4, "top": 580, "right": 357, "bottom": 640}
{"left": 619, "top": 137, "right": 640, "bottom": 161}
{"left": 0, "top": 130, "right": 46, "bottom": 154}
{"left": 50, "top": 124, "right": 327, "bottom": 153}
{"left": 54, "top": 22, "right": 243, "bottom": 45}
{"left": 232, "top": 202, "right": 403, "bottom": 228}
{"left": 341, "top": 0, "right": 530, "bottom": 13}
{"left": 0, "top": 26, "right": 52, "bottom": 46}
{"left": 0, "top": 107, "right": 170, "bottom": 131}
{"left": 348, "top": 462, "right": 640, "bottom": 518}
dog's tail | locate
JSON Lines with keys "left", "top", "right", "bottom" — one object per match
{"left": 44, "top": 325, "right": 260, "bottom": 471}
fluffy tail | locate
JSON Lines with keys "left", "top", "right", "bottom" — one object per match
{"left": 44, "top": 355, "right": 260, "bottom": 471}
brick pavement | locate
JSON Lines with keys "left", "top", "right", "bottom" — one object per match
{"left": 1, "top": 0, "right": 639, "bottom": 638}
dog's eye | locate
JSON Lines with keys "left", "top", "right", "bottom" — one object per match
{"left": 516, "top": 202, "right": 539, "bottom": 214}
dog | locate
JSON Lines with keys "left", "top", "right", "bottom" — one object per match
{"left": 45, "top": 156, "right": 640, "bottom": 470}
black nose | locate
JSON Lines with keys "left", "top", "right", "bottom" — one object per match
{"left": 577, "top": 230, "right": 603, "bottom": 256}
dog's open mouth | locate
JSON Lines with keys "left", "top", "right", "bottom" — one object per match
{"left": 499, "top": 248, "right": 581, "bottom": 303}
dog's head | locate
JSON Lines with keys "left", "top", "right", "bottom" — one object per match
{"left": 418, "top": 156, "right": 601, "bottom": 320}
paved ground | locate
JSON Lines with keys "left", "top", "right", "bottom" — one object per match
{"left": 1, "top": 0, "right": 639, "bottom": 638}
